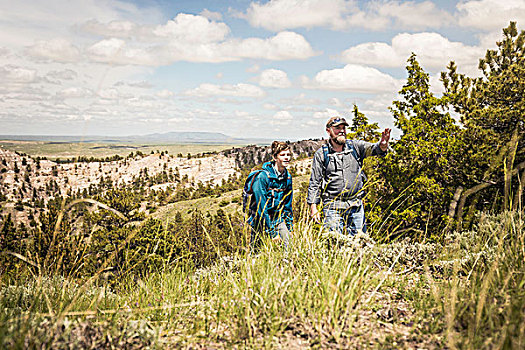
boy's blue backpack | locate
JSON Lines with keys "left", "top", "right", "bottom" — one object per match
{"left": 242, "top": 169, "right": 268, "bottom": 214}
{"left": 242, "top": 169, "right": 269, "bottom": 215}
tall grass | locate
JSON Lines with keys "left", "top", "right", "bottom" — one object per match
{"left": 103, "top": 217, "right": 382, "bottom": 347}
{"left": 1, "top": 209, "right": 385, "bottom": 348}
{"left": 444, "top": 211, "right": 524, "bottom": 349}
{"left": 2, "top": 202, "right": 524, "bottom": 348}
{"left": 403, "top": 210, "right": 525, "bottom": 349}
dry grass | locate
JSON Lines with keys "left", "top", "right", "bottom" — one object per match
{"left": 1, "top": 209, "right": 523, "bottom": 349}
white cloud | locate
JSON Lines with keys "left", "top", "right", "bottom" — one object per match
{"left": 304, "top": 64, "right": 400, "bottom": 93}
{"left": 0, "top": 65, "right": 37, "bottom": 84}
{"left": 0, "top": 0, "right": 505, "bottom": 139}
{"left": 263, "top": 103, "right": 278, "bottom": 110}
{"left": 15, "top": 11, "right": 317, "bottom": 66}
{"left": 340, "top": 32, "right": 484, "bottom": 71}
{"left": 272, "top": 110, "right": 293, "bottom": 125}
{"left": 47, "top": 69, "right": 78, "bottom": 80}
{"left": 153, "top": 14, "right": 230, "bottom": 44}
{"left": 216, "top": 97, "right": 253, "bottom": 104}
{"left": 0, "top": 0, "right": 163, "bottom": 48}
{"left": 242, "top": 0, "right": 351, "bottom": 31}
{"left": 167, "top": 117, "right": 192, "bottom": 124}
{"left": 340, "top": 42, "right": 401, "bottom": 68}
{"left": 26, "top": 38, "right": 81, "bottom": 62}
{"left": 305, "top": 119, "right": 322, "bottom": 127}
{"left": 83, "top": 17, "right": 316, "bottom": 65}
{"left": 98, "top": 88, "right": 132, "bottom": 100}
{"left": 225, "top": 31, "right": 318, "bottom": 61}
{"left": 1, "top": 89, "right": 49, "bottom": 101}
{"left": 235, "top": 110, "right": 260, "bottom": 120}
{"left": 329, "top": 97, "right": 344, "bottom": 107}
{"left": 279, "top": 93, "right": 320, "bottom": 106}
{"left": 0, "top": 65, "right": 38, "bottom": 92}
{"left": 56, "top": 87, "right": 93, "bottom": 99}
{"left": 140, "top": 118, "right": 163, "bottom": 123}
{"left": 235, "top": 111, "right": 250, "bottom": 117}
{"left": 258, "top": 69, "right": 291, "bottom": 88}
{"left": 125, "top": 97, "right": 158, "bottom": 109}
{"left": 366, "top": 1, "right": 453, "bottom": 30}
{"left": 156, "top": 89, "right": 174, "bottom": 98}
{"left": 273, "top": 110, "right": 293, "bottom": 120}
{"left": 184, "top": 83, "right": 266, "bottom": 97}
{"left": 87, "top": 39, "right": 155, "bottom": 65}
{"left": 313, "top": 108, "right": 340, "bottom": 119}
{"left": 241, "top": 0, "right": 452, "bottom": 31}
{"left": 86, "top": 38, "right": 126, "bottom": 60}
{"left": 114, "top": 80, "right": 152, "bottom": 88}
{"left": 79, "top": 19, "right": 138, "bottom": 38}
{"left": 457, "top": 0, "right": 525, "bottom": 31}
{"left": 363, "top": 94, "right": 396, "bottom": 111}
{"left": 200, "top": 9, "right": 223, "bottom": 21}
{"left": 429, "top": 73, "right": 445, "bottom": 96}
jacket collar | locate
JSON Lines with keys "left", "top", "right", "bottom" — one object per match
{"left": 262, "top": 161, "right": 289, "bottom": 180}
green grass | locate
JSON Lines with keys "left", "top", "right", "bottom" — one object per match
{"left": 0, "top": 218, "right": 380, "bottom": 348}
{"left": 0, "top": 141, "right": 240, "bottom": 160}
{"left": 152, "top": 188, "right": 244, "bottom": 221}
{"left": 152, "top": 175, "right": 311, "bottom": 221}
{"left": 1, "top": 210, "right": 524, "bottom": 348}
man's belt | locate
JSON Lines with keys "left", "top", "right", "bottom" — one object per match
{"left": 324, "top": 197, "right": 362, "bottom": 210}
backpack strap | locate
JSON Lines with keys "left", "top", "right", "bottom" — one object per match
{"left": 247, "top": 170, "right": 264, "bottom": 194}
{"left": 345, "top": 140, "right": 361, "bottom": 166}
{"left": 322, "top": 144, "right": 329, "bottom": 170}
{"left": 248, "top": 169, "right": 281, "bottom": 192}
{"left": 321, "top": 140, "right": 361, "bottom": 173}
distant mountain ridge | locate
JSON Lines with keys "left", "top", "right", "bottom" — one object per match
{"left": 0, "top": 132, "right": 273, "bottom": 145}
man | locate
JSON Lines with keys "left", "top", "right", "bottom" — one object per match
{"left": 307, "top": 116, "right": 391, "bottom": 235}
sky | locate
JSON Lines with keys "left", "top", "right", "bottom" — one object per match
{"left": 0, "top": 0, "right": 524, "bottom": 141}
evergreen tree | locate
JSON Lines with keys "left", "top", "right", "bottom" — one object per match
{"left": 442, "top": 21, "right": 525, "bottom": 215}
{"left": 348, "top": 104, "right": 381, "bottom": 142}
{"left": 0, "top": 214, "right": 19, "bottom": 271}
{"left": 373, "top": 54, "right": 461, "bottom": 238}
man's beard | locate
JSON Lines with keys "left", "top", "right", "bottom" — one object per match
{"left": 332, "top": 135, "right": 346, "bottom": 145}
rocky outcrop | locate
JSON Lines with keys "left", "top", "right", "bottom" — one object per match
{"left": 220, "top": 139, "right": 324, "bottom": 169}
{"left": 0, "top": 148, "right": 237, "bottom": 204}
{"left": 0, "top": 139, "right": 323, "bottom": 223}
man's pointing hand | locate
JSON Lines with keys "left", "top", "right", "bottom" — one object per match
{"left": 380, "top": 128, "right": 391, "bottom": 151}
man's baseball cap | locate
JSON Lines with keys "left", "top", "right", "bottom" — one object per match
{"left": 326, "top": 117, "right": 349, "bottom": 128}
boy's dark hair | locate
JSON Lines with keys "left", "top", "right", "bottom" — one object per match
{"left": 271, "top": 141, "right": 289, "bottom": 158}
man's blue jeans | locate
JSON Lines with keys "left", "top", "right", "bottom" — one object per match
{"left": 323, "top": 202, "right": 366, "bottom": 236}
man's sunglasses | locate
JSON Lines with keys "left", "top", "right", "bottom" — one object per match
{"left": 327, "top": 118, "right": 347, "bottom": 127}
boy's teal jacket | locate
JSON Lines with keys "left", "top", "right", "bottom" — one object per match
{"left": 248, "top": 161, "right": 293, "bottom": 238}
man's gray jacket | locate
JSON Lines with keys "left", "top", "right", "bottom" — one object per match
{"left": 307, "top": 139, "right": 387, "bottom": 207}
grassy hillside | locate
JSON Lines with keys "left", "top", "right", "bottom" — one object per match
{"left": 0, "top": 141, "right": 239, "bottom": 159}
{"left": 1, "top": 211, "right": 523, "bottom": 348}
{"left": 152, "top": 174, "right": 311, "bottom": 221}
